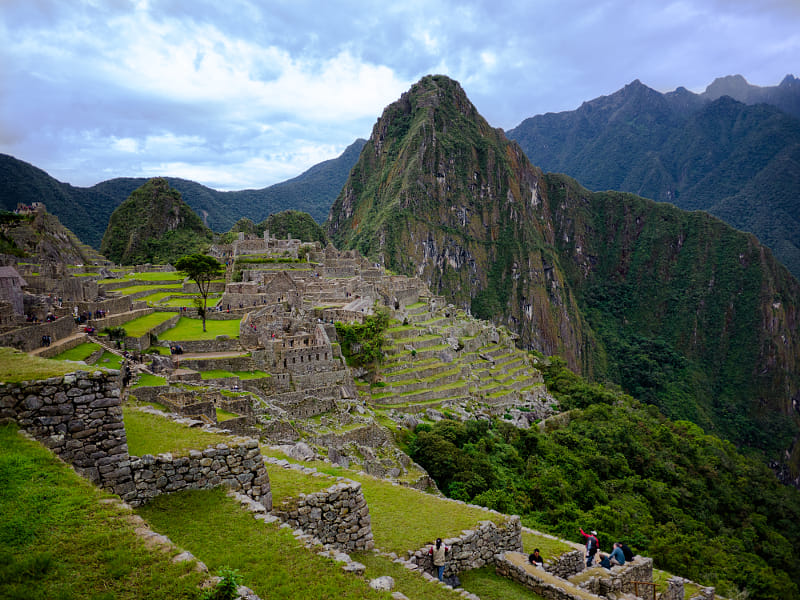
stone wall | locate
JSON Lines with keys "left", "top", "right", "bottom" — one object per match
{"left": 0, "top": 370, "right": 135, "bottom": 498}
{"left": 495, "top": 553, "right": 605, "bottom": 600}
{"left": 572, "top": 557, "right": 653, "bottom": 598}
{"left": 130, "top": 439, "right": 271, "bottom": 509}
{"left": 159, "top": 337, "right": 244, "bottom": 354}
{"left": 408, "top": 516, "right": 523, "bottom": 579}
{"left": 124, "top": 313, "right": 180, "bottom": 352}
{"left": 1, "top": 370, "right": 272, "bottom": 511}
{"left": 0, "top": 315, "right": 76, "bottom": 351}
{"left": 271, "top": 479, "right": 374, "bottom": 551}
{"left": 544, "top": 550, "right": 584, "bottom": 578}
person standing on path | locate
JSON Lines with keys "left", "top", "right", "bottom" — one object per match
{"left": 579, "top": 528, "right": 599, "bottom": 567}
{"left": 428, "top": 538, "right": 449, "bottom": 581}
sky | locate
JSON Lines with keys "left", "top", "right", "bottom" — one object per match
{"left": 2, "top": 0, "right": 799, "bottom": 190}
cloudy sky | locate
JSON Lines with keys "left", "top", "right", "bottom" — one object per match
{"left": 2, "top": 0, "right": 798, "bottom": 190}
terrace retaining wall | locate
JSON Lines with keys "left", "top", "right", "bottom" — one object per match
{"left": 407, "top": 516, "right": 523, "bottom": 579}
{"left": 0, "top": 370, "right": 271, "bottom": 509}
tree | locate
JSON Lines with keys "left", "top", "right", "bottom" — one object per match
{"left": 174, "top": 254, "right": 224, "bottom": 332}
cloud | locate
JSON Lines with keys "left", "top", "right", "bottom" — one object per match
{"left": 0, "top": 0, "right": 798, "bottom": 190}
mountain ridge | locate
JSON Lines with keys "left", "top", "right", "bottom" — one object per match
{"left": 506, "top": 76, "right": 800, "bottom": 280}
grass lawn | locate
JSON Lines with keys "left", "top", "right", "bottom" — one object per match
{"left": 235, "top": 370, "right": 270, "bottom": 380}
{"left": 459, "top": 565, "right": 545, "bottom": 600}
{"left": 521, "top": 530, "right": 574, "bottom": 560}
{"left": 117, "top": 283, "right": 184, "bottom": 296}
{"left": 118, "top": 312, "right": 176, "bottom": 337}
{"left": 160, "top": 317, "right": 241, "bottom": 341}
{"left": 137, "top": 488, "right": 390, "bottom": 600}
{"left": 216, "top": 408, "right": 239, "bottom": 422}
{"left": 131, "top": 373, "right": 167, "bottom": 388}
{"left": 123, "top": 408, "right": 235, "bottom": 456}
{"left": 129, "top": 272, "right": 186, "bottom": 281}
{"left": 0, "top": 347, "right": 95, "bottom": 383}
{"left": 0, "top": 424, "right": 204, "bottom": 600}
{"left": 263, "top": 447, "right": 507, "bottom": 555}
{"left": 352, "top": 551, "right": 464, "bottom": 599}
{"left": 200, "top": 369, "right": 236, "bottom": 379}
{"left": 51, "top": 342, "right": 101, "bottom": 362}
{"left": 97, "top": 351, "right": 124, "bottom": 370}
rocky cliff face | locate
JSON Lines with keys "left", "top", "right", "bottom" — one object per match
{"left": 328, "top": 75, "right": 800, "bottom": 467}
{"left": 327, "top": 75, "right": 587, "bottom": 367}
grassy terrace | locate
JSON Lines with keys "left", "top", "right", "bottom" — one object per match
{"left": 116, "top": 312, "right": 176, "bottom": 337}
{"left": 0, "top": 347, "right": 104, "bottom": 383}
{"left": 116, "top": 283, "right": 184, "bottom": 295}
{"left": 0, "top": 424, "right": 204, "bottom": 599}
{"left": 159, "top": 317, "right": 241, "bottom": 340}
{"left": 52, "top": 341, "right": 102, "bottom": 362}
{"left": 130, "top": 373, "right": 167, "bottom": 388}
{"left": 123, "top": 408, "right": 236, "bottom": 456}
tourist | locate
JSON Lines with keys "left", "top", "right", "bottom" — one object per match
{"left": 609, "top": 542, "right": 626, "bottom": 567}
{"left": 579, "top": 528, "right": 599, "bottom": 567}
{"left": 528, "top": 549, "right": 544, "bottom": 567}
{"left": 428, "top": 537, "right": 449, "bottom": 581}
{"left": 620, "top": 542, "right": 634, "bottom": 562}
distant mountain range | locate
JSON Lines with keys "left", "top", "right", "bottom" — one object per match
{"left": 507, "top": 75, "right": 800, "bottom": 280}
{"left": 0, "top": 138, "right": 366, "bottom": 250}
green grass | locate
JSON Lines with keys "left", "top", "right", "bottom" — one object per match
{"left": 117, "top": 283, "right": 184, "bottom": 295}
{"left": 118, "top": 312, "right": 176, "bottom": 337}
{"left": 129, "top": 272, "right": 186, "bottom": 281}
{"left": 0, "top": 423, "right": 204, "bottom": 599}
{"left": 200, "top": 369, "right": 236, "bottom": 380}
{"left": 267, "top": 464, "right": 335, "bottom": 501}
{"left": 159, "top": 317, "right": 241, "bottom": 341}
{"left": 0, "top": 347, "right": 97, "bottom": 383}
{"left": 352, "top": 551, "right": 464, "bottom": 599}
{"left": 459, "top": 565, "right": 546, "bottom": 600}
{"left": 521, "top": 531, "right": 574, "bottom": 559}
{"left": 216, "top": 408, "right": 239, "bottom": 422}
{"left": 130, "top": 373, "right": 167, "bottom": 388}
{"left": 97, "top": 351, "right": 124, "bottom": 370}
{"left": 51, "top": 342, "right": 102, "bottom": 362}
{"left": 123, "top": 408, "right": 234, "bottom": 457}
{"left": 137, "top": 488, "right": 390, "bottom": 600}
{"left": 263, "top": 448, "right": 506, "bottom": 554}
{"left": 234, "top": 370, "right": 270, "bottom": 380}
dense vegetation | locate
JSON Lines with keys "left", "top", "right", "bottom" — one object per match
{"left": 221, "top": 210, "right": 329, "bottom": 245}
{"left": 0, "top": 140, "right": 364, "bottom": 249}
{"left": 334, "top": 308, "right": 389, "bottom": 371}
{"left": 100, "top": 178, "right": 213, "bottom": 265}
{"left": 327, "top": 74, "right": 800, "bottom": 468}
{"left": 404, "top": 358, "right": 800, "bottom": 599}
{"left": 506, "top": 79, "right": 800, "bottom": 279}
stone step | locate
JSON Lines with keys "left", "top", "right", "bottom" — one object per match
{"left": 378, "top": 367, "right": 466, "bottom": 395}
{"left": 370, "top": 382, "right": 470, "bottom": 406}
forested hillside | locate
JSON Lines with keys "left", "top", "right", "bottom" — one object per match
{"left": 406, "top": 358, "right": 800, "bottom": 599}
{"left": 0, "top": 139, "right": 364, "bottom": 249}
{"left": 327, "top": 75, "right": 800, "bottom": 473}
{"left": 506, "top": 78, "right": 800, "bottom": 279}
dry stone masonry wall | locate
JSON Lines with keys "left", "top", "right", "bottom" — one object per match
{"left": 408, "top": 515, "right": 523, "bottom": 579}
{"left": 0, "top": 370, "right": 271, "bottom": 510}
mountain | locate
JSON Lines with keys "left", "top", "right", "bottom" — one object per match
{"left": 0, "top": 207, "right": 106, "bottom": 265}
{"left": 505, "top": 77, "right": 800, "bottom": 280}
{"left": 0, "top": 138, "right": 365, "bottom": 249}
{"left": 100, "top": 177, "right": 213, "bottom": 265}
{"left": 702, "top": 74, "right": 800, "bottom": 119}
{"left": 327, "top": 74, "right": 800, "bottom": 468}
{"left": 327, "top": 75, "right": 587, "bottom": 367}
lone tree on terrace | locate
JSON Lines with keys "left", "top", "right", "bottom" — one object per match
{"left": 174, "top": 253, "right": 224, "bottom": 332}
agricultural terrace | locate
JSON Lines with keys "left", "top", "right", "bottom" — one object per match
{"left": 159, "top": 317, "right": 241, "bottom": 340}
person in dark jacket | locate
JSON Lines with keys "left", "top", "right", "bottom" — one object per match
{"left": 620, "top": 542, "right": 634, "bottom": 562}
{"left": 528, "top": 549, "right": 544, "bottom": 567}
